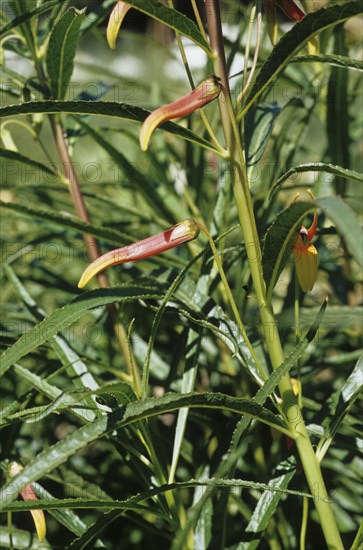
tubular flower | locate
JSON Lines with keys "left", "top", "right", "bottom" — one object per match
{"left": 139, "top": 75, "right": 221, "bottom": 151}
{"left": 106, "top": 2, "right": 132, "bottom": 50}
{"left": 263, "top": 0, "right": 304, "bottom": 45}
{"left": 263, "top": 0, "right": 316, "bottom": 52}
{"left": 293, "top": 190, "right": 318, "bottom": 292}
{"left": 7, "top": 461, "right": 46, "bottom": 543}
{"left": 78, "top": 219, "right": 200, "bottom": 288}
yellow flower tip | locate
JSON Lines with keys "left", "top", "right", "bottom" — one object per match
{"left": 307, "top": 189, "right": 315, "bottom": 201}
{"left": 291, "top": 192, "right": 301, "bottom": 204}
{"left": 78, "top": 220, "right": 200, "bottom": 287}
{"left": 290, "top": 377, "right": 300, "bottom": 397}
{"left": 78, "top": 250, "right": 123, "bottom": 288}
{"left": 7, "top": 461, "right": 46, "bottom": 543}
{"left": 294, "top": 241, "right": 318, "bottom": 292}
{"left": 139, "top": 108, "right": 168, "bottom": 152}
{"left": 139, "top": 76, "right": 221, "bottom": 151}
{"left": 264, "top": 1, "right": 278, "bottom": 45}
{"left": 31, "top": 508, "right": 46, "bottom": 542}
{"left": 307, "top": 36, "right": 318, "bottom": 55}
{"left": 106, "top": 1, "right": 132, "bottom": 50}
{"left": 169, "top": 219, "right": 200, "bottom": 242}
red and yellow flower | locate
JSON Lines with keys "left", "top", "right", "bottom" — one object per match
{"left": 293, "top": 190, "right": 318, "bottom": 292}
{"left": 139, "top": 76, "right": 221, "bottom": 151}
{"left": 7, "top": 461, "right": 46, "bottom": 543}
{"left": 78, "top": 219, "right": 200, "bottom": 288}
{"left": 264, "top": 0, "right": 304, "bottom": 45}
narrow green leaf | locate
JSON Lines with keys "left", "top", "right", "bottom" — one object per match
{"left": 175, "top": 276, "right": 263, "bottom": 381}
{"left": 193, "top": 467, "right": 213, "bottom": 549}
{"left": 327, "top": 25, "right": 350, "bottom": 195}
{"left": 46, "top": 8, "right": 85, "bottom": 99}
{"left": 0, "top": 527, "right": 51, "bottom": 549}
{"left": 229, "top": 300, "right": 327, "bottom": 462}
{"left": 0, "top": 285, "right": 163, "bottom": 377}
{"left": 75, "top": 118, "right": 174, "bottom": 224}
{"left": 0, "top": 200, "right": 133, "bottom": 245}
{"left": 237, "top": 470, "right": 295, "bottom": 549}
{"left": 262, "top": 201, "right": 314, "bottom": 303}
{"left": 279, "top": 305, "right": 362, "bottom": 333}
{"left": 245, "top": 102, "right": 281, "bottom": 167}
{"left": 4, "top": 264, "right": 102, "bottom": 419}
{"left": 31, "top": 481, "right": 95, "bottom": 538}
{"left": 291, "top": 53, "right": 363, "bottom": 72}
{"left": 13, "top": 365, "right": 94, "bottom": 423}
{"left": 119, "top": 0, "right": 211, "bottom": 55}
{"left": 0, "top": 392, "right": 288, "bottom": 507}
{"left": 0, "top": 101, "right": 219, "bottom": 152}
{"left": 240, "top": 1, "right": 363, "bottom": 117}
{"left": 0, "top": 201, "right": 187, "bottom": 271}
{"left": 0, "top": 149, "right": 57, "bottom": 176}
{"left": 256, "top": 300, "right": 327, "bottom": 404}
{"left": 2, "top": 477, "right": 315, "bottom": 512}
{"left": 168, "top": 330, "right": 201, "bottom": 482}
{"left": 317, "top": 196, "right": 363, "bottom": 267}
{"left": 0, "top": 0, "right": 62, "bottom": 38}
{"left": 172, "top": 300, "right": 327, "bottom": 550}
{"left": 67, "top": 510, "right": 121, "bottom": 550}
{"left": 269, "top": 163, "right": 363, "bottom": 198}
{"left": 317, "top": 356, "right": 363, "bottom": 461}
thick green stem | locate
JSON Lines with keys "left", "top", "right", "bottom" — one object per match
{"left": 205, "top": 2, "right": 343, "bottom": 548}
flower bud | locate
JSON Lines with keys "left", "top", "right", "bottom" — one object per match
{"left": 78, "top": 219, "right": 200, "bottom": 288}
{"left": 139, "top": 76, "right": 221, "bottom": 151}
{"left": 293, "top": 240, "right": 318, "bottom": 292}
{"left": 277, "top": 0, "right": 304, "bottom": 22}
{"left": 7, "top": 461, "right": 46, "bottom": 543}
{"left": 293, "top": 190, "right": 318, "bottom": 292}
{"left": 107, "top": 2, "right": 132, "bottom": 49}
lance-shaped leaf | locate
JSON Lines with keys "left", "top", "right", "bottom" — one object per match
{"left": 241, "top": 1, "right": 363, "bottom": 118}
{"left": 0, "top": 285, "right": 164, "bottom": 377}
{"left": 78, "top": 219, "right": 200, "bottom": 288}
{"left": 46, "top": 8, "right": 85, "bottom": 99}
{"left": 140, "top": 76, "right": 221, "bottom": 151}
{"left": 108, "top": 0, "right": 211, "bottom": 54}
{"left": 0, "top": 101, "right": 219, "bottom": 153}
{"left": 0, "top": 392, "right": 288, "bottom": 508}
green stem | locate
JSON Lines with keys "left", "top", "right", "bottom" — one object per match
{"left": 236, "top": 2, "right": 262, "bottom": 106}
{"left": 168, "top": 0, "right": 224, "bottom": 153}
{"left": 294, "top": 272, "right": 303, "bottom": 408}
{"left": 198, "top": 224, "right": 266, "bottom": 384}
{"left": 300, "top": 496, "right": 309, "bottom": 550}
{"left": 7, "top": 511, "right": 13, "bottom": 550}
{"left": 205, "top": 2, "right": 344, "bottom": 548}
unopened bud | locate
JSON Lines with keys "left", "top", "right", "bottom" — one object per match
{"left": 78, "top": 219, "right": 200, "bottom": 288}
{"left": 140, "top": 76, "right": 221, "bottom": 151}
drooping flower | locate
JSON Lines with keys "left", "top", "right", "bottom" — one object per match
{"left": 293, "top": 190, "right": 318, "bottom": 292}
{"left": 263, "top": 0, "right": 317, "bottom": 52}
{"left": 78, "top": 219, "right": 200, "bottom": 288}
{"left": 263, "top": 0, "right": 304, "bottom": 45}
{"left": 7, "top": 461, "right": 46, "bottom": 543}
{"left": 106, "top": 2, "right": 132, "bottom": 50}
{"left": 139, "top": 75, "right": 221, "bottom": 151}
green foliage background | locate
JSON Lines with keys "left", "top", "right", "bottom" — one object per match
{"left": 0, "top": 1, "right": 362, "bottom": 549}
